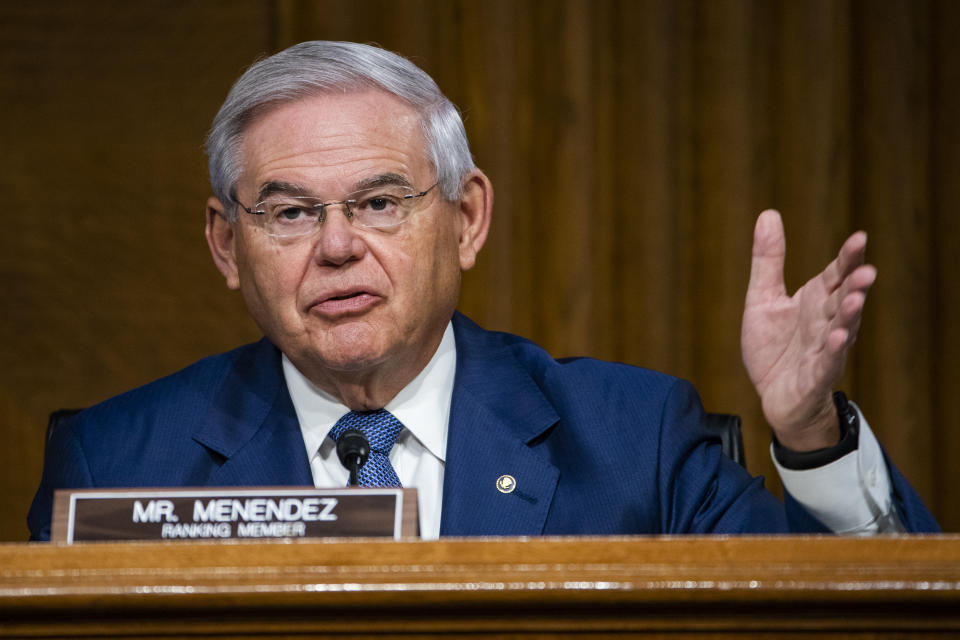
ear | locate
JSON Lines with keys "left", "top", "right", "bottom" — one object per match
{"left": 205, "top": 197, "right": 241, "bottom": 290}
{"left": 456, "top": 170, "right": 493, "bottom": 271}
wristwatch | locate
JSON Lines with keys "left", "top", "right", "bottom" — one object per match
{"left": 772, "top": 391, "right": 860, "bottom": 470}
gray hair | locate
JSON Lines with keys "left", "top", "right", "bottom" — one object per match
{"left": 205, "top": 41, "right": 475, "bottom": 219}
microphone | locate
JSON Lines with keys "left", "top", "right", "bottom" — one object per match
{"left": 336, "top": 429, "right": 370, "bottom": 486}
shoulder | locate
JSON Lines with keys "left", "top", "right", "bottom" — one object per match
{"left": 452, "top": 312, "right": 688, "bottom": 417}
{"left": 84, "top": 340, "right": 270, "bottom": 417}
{"left": 453, "top": 311, "right": 680, "bottom": 385}
{"left": 57, "top": 340, "right": 277, "bottom": 453}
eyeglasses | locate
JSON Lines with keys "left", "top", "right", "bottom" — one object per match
{"left": 234, "top": 182, "right": 438, "bottom": 238}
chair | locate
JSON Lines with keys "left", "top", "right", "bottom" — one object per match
{"left": 46, "top": 409, "right": 82, "bottom": 443}
{"left": 704, "top": 413, "right": 747, "bottom": 469}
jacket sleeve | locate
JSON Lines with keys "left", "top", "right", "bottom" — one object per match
{"left": 655, "top": 378, "right": 791, "bottom": 533}
{"left": 27, "top": 411, "right": 95, "bottom": 541}
{"left": 655, "top": 379, "right": 940, "bottom": 533}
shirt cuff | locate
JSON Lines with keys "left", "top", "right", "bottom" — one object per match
{"left": 772, "top": 404, "right": 904, "bottom": 534}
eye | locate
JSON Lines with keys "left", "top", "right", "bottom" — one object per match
{"left": 366, "top": 196, "right": 393, "bottom": 212}
{"left": 277, "top": 206, "right": 306, "bottom": 221}
{"left": 355, "top": 193, "right": 401, "bottom": 214}
{"left": 264, "top": 198, "right": 321, "bottom": 225}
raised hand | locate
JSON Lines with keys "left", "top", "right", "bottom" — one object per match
{"left": 741, "top": 210, "right": 877, "bottom": 451}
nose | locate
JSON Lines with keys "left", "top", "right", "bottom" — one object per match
{"left": 312, "top": 202, "right": 366, "bottom": 266}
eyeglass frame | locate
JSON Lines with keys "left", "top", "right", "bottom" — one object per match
{"left": 232, "top": 181, "right": 439, "bottom": 238}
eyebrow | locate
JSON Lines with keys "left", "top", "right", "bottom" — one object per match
{"left": 254, "top": 173, "right": 416, "bottom": 203}
{"left": 350, "top": 173, "right": 415, "bottom": 192}
{"left": 255, "top": 181, "right": 312, "bottom": 202}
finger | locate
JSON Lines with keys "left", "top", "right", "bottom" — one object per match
{"left": 822, "top": 264, "right": 877, "bottom": 319}
{"left": 822, "top": 293, "right": 866, "bottom": 384}
{"left": 826, "top": 326, "right": 851, "bottom": 354}
{"left": 822, "top": 230, "right": 868, "bottom": 291}
{"left": 747, "top": 209, "right": 787, "bottom": 302}
{"left": 836, "top": 289, "right": 866, "bottom": 330}
{"left": 825, "top": 290, "right": 867, "bottom": 354}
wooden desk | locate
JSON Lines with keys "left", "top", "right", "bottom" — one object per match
{"left": 1, "top": 535, "right": 959, "bottom": 638}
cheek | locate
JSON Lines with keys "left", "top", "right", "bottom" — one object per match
{"left": 407, "top": 220, "right": 464, "bottom": 299}
{"left": 236, "top": 240, "right": 309, "bottom": 322}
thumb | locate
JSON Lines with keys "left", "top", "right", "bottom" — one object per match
{"left": 747, "top": 209, "right": 787, "bottom": 302}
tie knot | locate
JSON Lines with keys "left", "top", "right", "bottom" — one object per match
{"left": 329, "top": 409, "right": 404, "bottom": 453}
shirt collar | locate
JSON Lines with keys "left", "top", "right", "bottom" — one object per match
{"left": 283, "top": 322, "right": 456, "bottom": 464}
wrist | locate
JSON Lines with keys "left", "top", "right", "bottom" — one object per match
{"left": 772, "top": 394, "right": 841, "bottom": 452}
{"left": 773, "top": 392, "right": 860, "bottom": 470}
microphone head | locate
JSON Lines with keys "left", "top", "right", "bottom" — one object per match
{"left": 336, "top": 428, "right": 370, "bottom": 469}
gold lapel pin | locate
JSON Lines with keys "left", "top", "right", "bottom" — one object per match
{"left": 496, "top": 474, "right": 516, "bottom": 493}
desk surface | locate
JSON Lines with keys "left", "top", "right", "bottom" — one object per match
{"left": 1, "top": 535, "right": 959, "bottom": 638}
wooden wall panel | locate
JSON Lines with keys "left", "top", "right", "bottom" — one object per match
{"left": 613, "top": 1, "right": 683, "bottom": 375}
{"left": 932, "top": 0, "right": 960, "bottom": 531}
{"left": 684, "top": 0, "right": 773, "bottom": 469}
{"left": 852, "top": 0, "right": 935, "bottom": 501}
{"left": 0, "top": 1, "right": 273, "bottom": 541}
{"left": 1, "top": 0, "right": 956, "bottom": 539}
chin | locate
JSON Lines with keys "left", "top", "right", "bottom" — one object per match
{"left": 306, "top": 331, "right": 394, "bottom": 374}
{"left": 317, "top": 349, "right": 391, "bottom": 373}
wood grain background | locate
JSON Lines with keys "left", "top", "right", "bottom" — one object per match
{"left": 1, "top": 0, "right": 956, "bottom": 541}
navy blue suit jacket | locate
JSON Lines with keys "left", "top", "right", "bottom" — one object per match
{"left": 28, "top": 313, "right": 938, "bottom": 540}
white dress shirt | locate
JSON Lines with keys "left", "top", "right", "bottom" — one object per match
{"left": 284, "top": 323, "right": 455, "bottom": 540}
{"left": 774, "top": 405, "right": 903, "bottom": 533}
{"left": 284, "top": 321, "right": 900, "bottom": 537}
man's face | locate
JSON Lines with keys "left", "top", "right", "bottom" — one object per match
{"left": 210, "top": 91, "right": 478, "bottom": 395}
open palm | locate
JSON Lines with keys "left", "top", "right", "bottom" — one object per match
{"left": 741, "top": 210, "right": 876, "bottom": 451}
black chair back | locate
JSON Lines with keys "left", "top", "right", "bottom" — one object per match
{"left": 704, "top": 413, "right": 747, "bottom": 469}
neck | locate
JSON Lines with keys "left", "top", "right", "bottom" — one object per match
{"left": 289, "top": 337, "right": 444, "bottom": 411}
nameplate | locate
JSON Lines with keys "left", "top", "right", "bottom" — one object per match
{"left": 51, "top": 487, "right": 418, "bottom": 543}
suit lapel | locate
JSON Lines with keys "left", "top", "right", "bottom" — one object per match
{"left": 186, "top": 321, "right": 563, "bottom": 532}
{"left": 440, "top": 314, "right": 560, "bottom": 536}
{"left": 193, "top": 339, "right": 314, "bottom": 487}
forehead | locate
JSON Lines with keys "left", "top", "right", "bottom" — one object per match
{"left": 237, "top": 90, "right": 430, "bottom": 195}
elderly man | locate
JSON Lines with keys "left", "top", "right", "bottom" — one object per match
{"left": 28, "top": 41, "right": 937, "bottom": 541}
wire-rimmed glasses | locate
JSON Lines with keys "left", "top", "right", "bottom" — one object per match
{"left": 234, "top": 182, "right": 438, "bottom": 238}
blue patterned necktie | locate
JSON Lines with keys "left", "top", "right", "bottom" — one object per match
{"left": 328, "top": 409, "right": 404, "bottom": 487}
